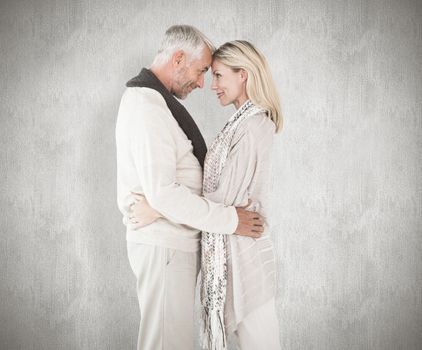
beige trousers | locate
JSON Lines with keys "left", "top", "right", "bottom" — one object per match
{"left": 233, "top": 297, "right": 282, "bottom": 350}
{"left": 127, "top": 242, "right": 200, "bottom": 350}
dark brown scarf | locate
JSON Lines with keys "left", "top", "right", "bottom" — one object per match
{"left": 126, "top": 68, "right": 207, "bottom": 168}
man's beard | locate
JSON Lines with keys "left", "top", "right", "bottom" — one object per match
{"left": 172, "top": 67, "right": 194, "bottom": 99}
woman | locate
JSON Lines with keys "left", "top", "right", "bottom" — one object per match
{"left": 131, "top": 40, "right": 282, "bottom": 350}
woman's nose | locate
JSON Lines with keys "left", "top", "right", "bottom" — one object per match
{"left": 211, "top": 77, "right": 217, "bottom": 90}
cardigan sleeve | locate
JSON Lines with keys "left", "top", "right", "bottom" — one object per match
{"left": 126, "top": 89, "right": 238, "bottom": 235}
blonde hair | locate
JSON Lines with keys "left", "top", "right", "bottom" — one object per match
{"left": 152, "top": 25, "right": 215, "bottom": 66}
{"left": 213, "top": 40, "right": 283, "bottom": 132}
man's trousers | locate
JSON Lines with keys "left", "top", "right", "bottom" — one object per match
{"left": 127, "top": 242, "right": 200, "bottom": 350}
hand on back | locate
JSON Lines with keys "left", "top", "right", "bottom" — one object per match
{"left": 234, "top": 201, "right": 264, "bottom": 238}
{"left": 128, "top": 193, "right": 162, "bottom": 230}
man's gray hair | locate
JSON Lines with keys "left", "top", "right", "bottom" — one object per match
{"left": 151, "top": 25, "right": 215, "bottom": 66}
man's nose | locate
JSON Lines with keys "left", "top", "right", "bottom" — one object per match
{"left": 196, "top": 74, "right": 205, "bottom": 89}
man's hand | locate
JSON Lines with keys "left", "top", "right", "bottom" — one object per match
{"left": 234, "top": 207, "right": 264, "bottom": 238}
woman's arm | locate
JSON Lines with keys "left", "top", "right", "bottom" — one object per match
{"left": 127, "top": 193, "right": 163, "bottom": 230}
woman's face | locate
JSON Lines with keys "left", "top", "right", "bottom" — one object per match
{"left": 211, "top": 60, "right": 248, "bottom": 109}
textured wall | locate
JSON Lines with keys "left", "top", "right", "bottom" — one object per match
{"left": 1, "top": 0, "right": 421, "bottom": 349}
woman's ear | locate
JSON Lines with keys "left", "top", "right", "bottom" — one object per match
{"left": 239, "top": 69, "right": 248, "bottom": 82}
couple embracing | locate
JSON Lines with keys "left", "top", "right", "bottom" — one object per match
{"left": 116, "top": 24, "right": 282, "bottom": 350}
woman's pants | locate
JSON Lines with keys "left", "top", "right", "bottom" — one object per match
{"left": 233, "top": 297, "right": 281, "bottom": 350}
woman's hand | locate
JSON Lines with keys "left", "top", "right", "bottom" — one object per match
{"left": 128, "top": 193, "right": 163, "bottom": 230}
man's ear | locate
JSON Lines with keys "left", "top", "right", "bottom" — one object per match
{"left": 172, "top": 50, "right": 185, "bottom": 67}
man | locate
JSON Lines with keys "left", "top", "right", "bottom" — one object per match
{"left": 115, "top": 25, "right": 263, "bottom": 350}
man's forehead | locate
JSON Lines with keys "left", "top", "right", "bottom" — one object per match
{"left": 193, "top": 57, "right": 211, "bottom": 71}
{"left": 188, "top": 47, "right": 212, "bottom": 69}
{"left": 200, "top": 47, "right": 212, "bottom": 63}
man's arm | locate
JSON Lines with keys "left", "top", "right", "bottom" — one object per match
{"left": 128, "top": 193, "right": 263, "bottom": 238}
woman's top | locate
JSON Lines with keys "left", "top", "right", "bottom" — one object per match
{"left": 203, "top": 100, "right": 277, "bottom": 334}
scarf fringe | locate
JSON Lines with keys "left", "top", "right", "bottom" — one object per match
{"left": 200, "top": 307, "right": 227, "bottom": 350}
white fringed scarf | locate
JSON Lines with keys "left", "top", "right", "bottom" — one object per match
{"left": 200, "top": 100, "right": 264, "bottom": 349}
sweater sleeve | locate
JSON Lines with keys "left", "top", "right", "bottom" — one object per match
{"left": 127, "top": 91, "right": 238, "bottom": 235}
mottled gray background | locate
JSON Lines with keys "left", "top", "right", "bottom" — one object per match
{"left": 1, "top": 0, "right": 421, "bottom": 349}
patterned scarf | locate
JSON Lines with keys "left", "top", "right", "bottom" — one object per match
{"left": 200, "top": 100, "right": 264, "bottom": 349}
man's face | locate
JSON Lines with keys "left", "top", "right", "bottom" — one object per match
{"left": 171, "top": 46, "right": 212, "bottom": 99}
